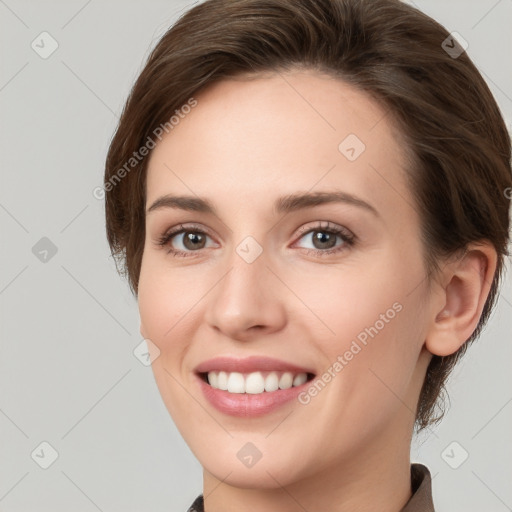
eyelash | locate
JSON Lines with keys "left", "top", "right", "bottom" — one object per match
{"left": 156, "top": 221, "right": 356, "bottom": 258}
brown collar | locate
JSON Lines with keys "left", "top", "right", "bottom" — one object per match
{"left": 400, "top": 463, "right": 435, "bottom": 512}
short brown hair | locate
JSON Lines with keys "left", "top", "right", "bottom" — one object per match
{"left": 104, "top": 0, "right": 512, "bottom": 430}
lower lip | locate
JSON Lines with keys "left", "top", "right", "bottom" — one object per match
{"left": 196, "top": 374, "right": 311, "bottom": 417}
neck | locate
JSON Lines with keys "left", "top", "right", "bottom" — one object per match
{"left": 202, "top": 416, "right": 414, "bottom": 512}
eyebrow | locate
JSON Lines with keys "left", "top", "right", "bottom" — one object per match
{"left": 146, "top": 190, "right": 379, "bottom": 217}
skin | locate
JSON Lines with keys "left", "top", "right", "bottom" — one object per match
{"left": 137, "top": 69, "right": 496, "bottom": 512}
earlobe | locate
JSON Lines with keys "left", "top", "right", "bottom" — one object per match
{"left": 425, "top": 242, "right": 497, "bottom": 357}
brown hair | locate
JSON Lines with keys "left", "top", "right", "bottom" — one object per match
{"left": 104, "top": 0, "right": 512, "bottom": 430}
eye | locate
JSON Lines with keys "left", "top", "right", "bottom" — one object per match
{"left": 156, "top": 223, "right": 216, "bottom": 257}
{"left": 293, "top": 221, "right": 355, "bottom": 256}
{"left": 155, "top": 221, "right": 355, "bottom": 258}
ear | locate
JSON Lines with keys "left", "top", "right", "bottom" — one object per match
{"left": 425, "top": 241, "right": 497, "bottom": 357}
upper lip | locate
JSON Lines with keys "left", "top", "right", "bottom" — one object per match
{"left": 194, "top": 356, "right": 315, "bottom": 375}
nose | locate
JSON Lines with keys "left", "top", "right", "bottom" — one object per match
{"left": 204, "top": 247, "right": 287, "bottom": 342}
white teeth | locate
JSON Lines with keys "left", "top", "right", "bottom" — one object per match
{"left": 264, "top": 372, "right": 279, "bottom": 392}
{"left": 293, "top": 373, "right": 307, "bottom": 386}
{"left": 227, "top": 372, "right": 245, "bottom": 393}
{"left": 245, "top": 372, "right": 265, "bottom": 394}
{"left": 278, "top": 372, "right": 293, "bottom": 390}
{"left": 206, "top": 371, "right": 309, "bottom": 394}
{"left": 217, "top": 371, "right": 228, "bottom": 390}
{"left": 208, "top": 371, "right": 218, "bottom": 388}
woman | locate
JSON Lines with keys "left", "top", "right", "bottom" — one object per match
{"left": 103, "top": 0, "right": 511, "bottom": 510}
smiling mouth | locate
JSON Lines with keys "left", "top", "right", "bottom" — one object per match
{"left": 198, "top": 370, "right": 315, "bottom": 394}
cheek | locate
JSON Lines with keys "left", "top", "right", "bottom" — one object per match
{"left": 291, "top": 255, "right": 416, "bottom": 346}
{"left": 300, "top": 253, "right": 427, "bottom": 411}
{"left": 317, "top": 286, "right": 416, "bottom": 392}
{"left": 137, "top": 257, "right": 196, "bottom": 353}
{"left": 137, "top": 259, "right": 203, "bottom": 421}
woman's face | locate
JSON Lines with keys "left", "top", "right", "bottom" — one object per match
{"left": 138, "top": 70, "right": 436, "bottom": 488}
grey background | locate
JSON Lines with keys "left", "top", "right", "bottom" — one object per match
{"left": 0, "top": 0, "right": 511, "bottom": 511}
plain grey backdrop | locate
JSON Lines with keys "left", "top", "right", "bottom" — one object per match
{"left": 0, "top": 0, "right": 511, "bottom": 511}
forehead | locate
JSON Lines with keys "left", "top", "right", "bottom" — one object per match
{"left": 145, "top": 70, "right": 411, "bottom": 220}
